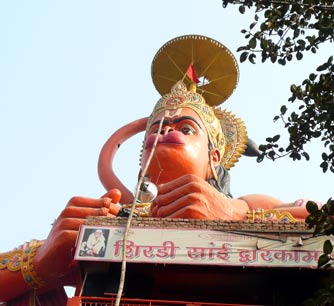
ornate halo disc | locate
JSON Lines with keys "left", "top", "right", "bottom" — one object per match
{"left": 151, "top": 34, "right": 239, "bottom": 106}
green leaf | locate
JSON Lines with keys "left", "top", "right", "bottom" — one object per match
{"left": 239, "top": 5, "right": 245, "bottom": 14}
{"left": 290, "top": 84, "right": 298, "bottom": 93}
{"left": 280, "top": 105, "right": 287, "bottom": 115}
{"left": 260, "top": 22, "right": 268, "bottom": 31}
{"left": 320, "top": 161, "right": 328, "bottom": 173}
{"left": 305, "top": 215, "right": 314, "bottom": 225}
{"left": 278, "top": 58, "right": 286, "bottom": 65}
{"left": 249, "top": 37, "right": 257, "bottom": 49}
{"left": 249, "top": 53, "right": 256, "bottom": 64}
{"left": 309, "top": 73, "right": 317, "bottom": 81}
{"left": 273, "top": 115, "right": 280, "bottom": 122}
{"left": 306, "top": 201, "right": 319, "bottom": 214}
{"left": 317, "top": 63, "right": 328, "bottom": 72}
{"left": 270, "top": 54, "right": 277, "bottom": 63}
{"left": 249, "top": 22, "right": 257, "bottom": 30}
{"left": 272, "top": 135, "right": 280, "bottom": 142}
{"left": 323, "top": 240, "right": 333, "bottom": 255}
{"left": 240, "top": 51, "right": 249, "bottom": 63}
{"left": 236, "top": 46, "right": 247, "bottom": 52}
{"left": 257, "top": 155, "right": 264, "bottom": 163}
{"left": 268, "top": 150, "right": 275, "bottom": 160}
{"left": 318, "top": 254, "right": 330, "bottom": 268}
{"left": 330, "top": 200, "right": 334, "bottom": 215}
{"left": 258, "top": 144, "right": 266, "bottom": 152}
{"left": 302, "top": 152, "right": 310, "bottom": 161}
{"left": 297, "top": 39, "right": 305, "bottom": 46}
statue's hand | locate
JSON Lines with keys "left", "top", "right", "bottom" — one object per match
{"left": 150, "top": 174, "right": 248, "bottom": 220}
{"left": 33, "top": 189, "right": 121, "bottom": 284}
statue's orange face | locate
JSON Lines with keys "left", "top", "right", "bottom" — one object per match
{"left": 141, "top": 108, "right": 213, "bottom": 185}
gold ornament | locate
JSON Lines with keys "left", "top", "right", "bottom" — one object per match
{"left": 0, "top": 240, "right": 46, "bottom": 289}
{"left": 21, "top": 239, "right": 46, "bottom": 289}
{"left": 215, "top": 108, "right": 248, "bottom": 170}
{"left": 146, "top": 81, "right": 226, "bottom": 160}
{"left": 246, "top": 208, "right": 298, "bottom": 223}
{"left": 145, "top": 81, "right": 248, "bottom": 169}
{"left": 0, "top": 249, "right": 23, "bottom": 272}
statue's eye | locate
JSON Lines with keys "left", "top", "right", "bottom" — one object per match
{"left": 180, "top": 124, "right": 195, "bottom": 135}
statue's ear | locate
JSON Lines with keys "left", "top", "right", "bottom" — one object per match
{"left": 243, "top": 138, "right": 261, "bottom": 157}
{"left": 210, "top": 148, "right": 221, "bottom": 167}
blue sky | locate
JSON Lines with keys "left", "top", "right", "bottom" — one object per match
{"left": 1, "top": 0, "right": 333, "bottom": 256}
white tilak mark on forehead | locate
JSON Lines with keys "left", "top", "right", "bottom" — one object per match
{"left": 164, "top": 109, "right": 182, "bottom": 118}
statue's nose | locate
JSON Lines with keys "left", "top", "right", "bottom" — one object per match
{"left": 161, "top": 126, "right": 174, "bottom": 135}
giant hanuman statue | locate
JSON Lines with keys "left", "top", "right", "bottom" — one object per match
{"left": 0, "top": 35, "right": 314, "bottom": 305}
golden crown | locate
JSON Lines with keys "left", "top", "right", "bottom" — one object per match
{"left": 146, "top": 80, "right": 226, "bottom": 159}
{"left": 145, "top": 80, "right": 247, "bottom": 169}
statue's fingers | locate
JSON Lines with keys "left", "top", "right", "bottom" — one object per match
{"left": 157, "top": 174, "right": 202, "bottom": 196}
{"left": 156, "top": 181, "right": 202, "bottom": 207}
{"left": 101, "top": 188, "right": 122, "bottom": 204}
{"left": 165, "top": 205, "right": 198, "bottom": 219}
{"left": 67, "top": 196, "right": 111, "bottom": 209}
{"left": 59, "top": 206, "right": 109, "bottom": 219}
{"left": 108, "top": 203, "right": 121, "bottom": 216}
{"left": 154, "top": 197, "right": 192, "bottom": 218}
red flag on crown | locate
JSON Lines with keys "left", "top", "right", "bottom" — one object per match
{"left": 185, "top": 64, "right": 200, "bottom": 84}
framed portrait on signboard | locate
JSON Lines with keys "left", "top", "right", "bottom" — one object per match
{"left": 78, "top": 227, "right": 110, "bottom": 258}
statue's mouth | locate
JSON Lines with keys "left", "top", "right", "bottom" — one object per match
{"left": 145, "top": 131, "right": 185, "bottom": 149}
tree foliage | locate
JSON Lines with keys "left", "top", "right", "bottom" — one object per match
{"left": 222, "top": 0, "right": 334, "bottom": 172}
{"left": 306, "top": 199, "right": 334, "bottom": 268}
{"left": 304, "top": 200, "right": 334, "bottom": 305}
{"left": 221, "top": 1, "right": 334, "bottom": 303}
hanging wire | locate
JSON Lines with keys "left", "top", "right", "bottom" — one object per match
{"left": 114, "top": 116, "right": 165, "bottom": 306}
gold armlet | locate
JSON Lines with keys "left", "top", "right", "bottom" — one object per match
{"left": 0, "top": 240, "right": 46, "bottom": 288}
{"left": 21, "top": 239, "right": 46, "bottom": 288}
{"left": 0, "top": 249, "right": 23, "bottom": 271}
{"left": 246, "top": 208, "right": 297, "bottom": 223}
